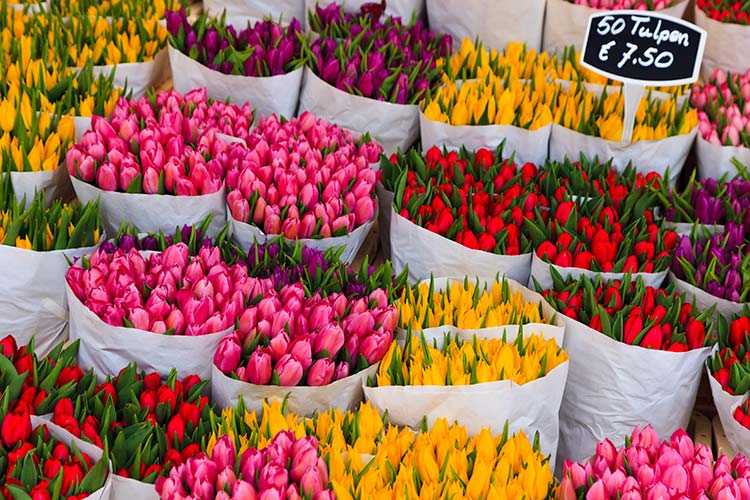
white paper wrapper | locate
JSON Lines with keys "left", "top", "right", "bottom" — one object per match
{"left": 9, "top": 0, "right": 48, "bottom": 12}
{"left": 306, "top": 0, "right": 424, "bottom": 20}
{"left": 426, "top": 0, "right": 544, "bottom": 50}
{"left": 390, "top": 207, "right": 532, "bottom": 285}
{"left": 529, "top": 253, "right": 668, "bottom": 291}
{"left": 71, "top": 177, "right": 227, "bottom": 239}
{"left": 204, "top": 0, "right": 305, "bottom": 26}
{"left": 30, "top": 415, "right": 113, "bottom": 500}
{"left": 228, "top": 211, "right": 374, "bottom": 264}
{"left": 542, "top": 0, "right": 689, "bottom": 54}
{"left": 0, "top": 243, "right": 99, "bottom": 356}
{"left": 549, "top": 123, "right": 696, "bottom": 185}
{"left": 168, "top": 45, "right": 303, "bottom": 119}
{"left": 10, "top": 164, "right": 75, "bottom": 208}
{"left": 376, "top": 183, "right": 393, "bottom": 259}
{"left": 74, "top": 116, "right": 93, "bottom": 140}
{"left": 364, "top": 321, "right": 568, "bottom": 469}
{"left": 695, "top": 8, "right": 750, "bottom": 79}
{"left": 708, "top": 358, "right": 750, "bottom": 458}
{"left": 695, "top": 133, "right": 750, "bottom": 181}
{"left": 211, "top": 363, "right": 378, "bottom": 414}
{"left": 67, "top": 284, "right": 230, "bottom": 380}
{"left": 110, "top": 475, "right": 157, "bottom": 500}
{"left": 90, "top": 49, "right": 170, "bottom": 99}
{"left": 419, "top": 111, "right": 551, "bottom": 166}
{"left": 299, "top": 67, "right": 419, "bottom": 155}
{"left": 557, "top": 313, "right": 710, "bottom": 465}
{"left": 670, "top": 271, "right": 747, "bottom": 318}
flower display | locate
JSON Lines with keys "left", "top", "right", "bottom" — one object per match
{"left": 225, "top": 113, "right": 381, "bottom": 240}
{"left": 397, "top": 278, "right": 548, "bottom": 331}
{"left": 554, "top": 87, "right": 697, "bottom": 142}
{"left": 709, "top": 308, "right": 750, "bottom": 395}
{"left": 166, "top": 8, "right": 304, "bottom": 77}
{"left": 0, "top": 104, "right": 74, "bottom": 173}
{"left": 156, "top": 431, "right": 332, "bottom": 500}
{"left": 51, "top": 0, "right": 187, "bottom": 20}
{"left": 421, "top": 77, "right": 555, "bottom": 129}
{"left": 542, "top": 274, "right": 714, "bottom": 350}
{"left": 559, "top": 425, "right": 750, "bottom": 500}
{"left": 390, "top": 146, "right": 547, "bottom": 254}
{"left": 213, "top": 281, "right": 397, "bottom": 386}
{"left": 0, "top": 415, "right": 109, "bottom": 499}
{"left": 0, "top": 178, "right": 102, "bottom": 250}
{"left": 671, "top": 223, "right": 750, "bottom": 303}
{"left": 697, "top": 0, "right": 750, "bottom": 23}
{"left": 66, "top": 90, "right": 252, "bottom": 195}
{"left": 528, "top": 199, "right": 677, "bottom": 274}
{"left": 66, "top": 243, "right": 253, "bottom": 335}
{"left": 692, "top": 68, "right": 750, "bottom": 147}
{"left": 442, "top": 39, "right": 556, "bottom": 83}
{"left": 374, "top": 331, "right": 567, "bottom": 386}
{"left": 306, "top": 3, "right": 451, "bottom": 105}
{"left": 657, "top": 174, "right": 750, "bottom": 226}
{"left": 49, "top": 364, "right": 213, "bottom": 484}
{"left": 0, "top": 336, "right": 93, "bottom": 416}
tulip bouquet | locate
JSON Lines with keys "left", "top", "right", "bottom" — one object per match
{"left": 0, "top": 412, "right": 110, "bottom": 500}
{"left": 364, "top": 329, "right": 568, "bottom": 462}
{"left": 443, "top": 40, "right": 556, "bottom": 83}
{"left": 551, "top": 86, "right": 698, "bottom": 182}
{"left": 543, "top": 0, "right": 688, "bottom": 54}
{"left": 329, "top": 419, "right": 554, "bottom": 500}
{"left": 538, "top": 155, "right": 661, "bottom": 210}
{"left": 420, "top": 77, "right": 556, "bottom": 165}
{"left": 0, "top": 176, "right": 103, "bottom": 351}
{"left": 211, "top": 279, "right": 397, "bottom": 413}
{"left": 542, "top": 273, "right": 714, "bottom": 462}
{"left": 156, "top": 430, "right": 332, "bottom": 500}
{"left": 671, "top": 223, "right": 750, "bottom": 316}
{"left": 67, "top": 89, "right": 251, "bottom": 236}
{"left": 422, "top": 40, "right": 556, "bottom": 163}
{"left": 692, "top": 69, "right": 750, "bottom": 178}
{"left": 49, "top": 364, "right": 214, "bottom": 494}
{"left": 398, "top": 277, "right": 552, "bottom": 332}
{"left": 528, "top": 198, "right": 676, "bottom": 289}
{"left": 225, "top": 112, "right": 381, "bottom": 260}
{"left": 698, "top": 0, "right": 750, "bottom": 23}
{"left": 559, "top": 424, "right": 750, "bottom": 500}
{"left": 50, "top": 0, "right": 187, "bottom": 20}
{"left": 300, "top": 3, "right": 451, "bottom": 153}
{"left": 656, "top": 173, "right": 750, "bottom": 233}
{"left": 0, "top": 336, "right": 94, "bottom": 417}
{"left": 389, "top": 146, "right": 548, "bottom": 283}
{"left": 66, "top": 242, "right": 257, "bottom": 378}
{"left": 167, "top": 8, "right": 304, "bottom": 118}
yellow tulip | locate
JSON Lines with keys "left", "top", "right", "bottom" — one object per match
{"left": 0, "top": 100, "right": 16, "bottom": 132}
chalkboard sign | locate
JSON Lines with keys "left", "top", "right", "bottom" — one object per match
{"left": 580, "top": 11, "right": 706, "bottom": 86}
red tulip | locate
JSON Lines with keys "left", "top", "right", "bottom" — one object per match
{"left": 1, "top": 407, "right": 31, "bottom": 447}
{"left": 166, "top": 414, "right": 186, "bottom": 443}
{"left": 640, "top": 326, "right": 663, "bottom": 350}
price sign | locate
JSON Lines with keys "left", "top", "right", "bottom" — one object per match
{"left": 580, "top": 11, "right": 706, "bottom": 142}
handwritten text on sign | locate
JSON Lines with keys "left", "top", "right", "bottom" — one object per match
{"left": 580, "top": 12, "right": 706, "bottom": 86}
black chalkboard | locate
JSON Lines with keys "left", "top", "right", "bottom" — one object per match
{"left": 580, "top": 11, "right": 706, "bottom": 86}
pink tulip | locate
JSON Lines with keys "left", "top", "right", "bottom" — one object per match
{"left": 232, "top": 481, "right": 258, "bottom": 500}
{"left": 306, "top": 358, "right": 335, "bottom": 386}
{"left": 214, "top": 334, "right": 242, "bottom": 374}
{"left": 95, "top": 162, "right": 118, "bottom": 191}
{"left": 275, "top": 354, "right": 303, "bottom": 386}
{"left": 268, "top": 333, "right": 290, "bottom": 362}
{"left": 217, "top": 467, "right": 237, "bottom": 492}
{"left": 246, "top": 350, "right": 272, "bottom": 385}
{"left": 212, "top": 435, "right": 236, "bottom": 472}
{"left": 312, "top": 324, "right": 345, "bottom": 358}
{"left": 289, "top": 337, "right": 313, "bottom": 370}
{"left": 259, "top": 463, "right": 289, "bottom": 492}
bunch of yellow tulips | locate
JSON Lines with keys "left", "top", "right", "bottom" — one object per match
{"left": 422, "top": 77, "right": 556, "bottom": 129}
{"left": 554, "top": 86, "right": 698, "bottom": 141}
{"left": 329, "top": 420, "right": 554, "bottom": 500}
{"left": 208, "top": 399, "right": 555, "bottom": 500}
{"left": 50, "top": 0, "right": 185, "bottom": 20}
{"left": 0, "top": 98, "right": 74, "bottom": 173}
{"left": 0, "top": 175, "right": 102, "bottom": 250}
{"left": 375, "top": 332, "right": 567, "bottom": 387}
{"left": 398, "top": 278, "right": 549, "bottom": 331}
{"left": 444, "top": 39, "right": 556, "bottom": 82}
